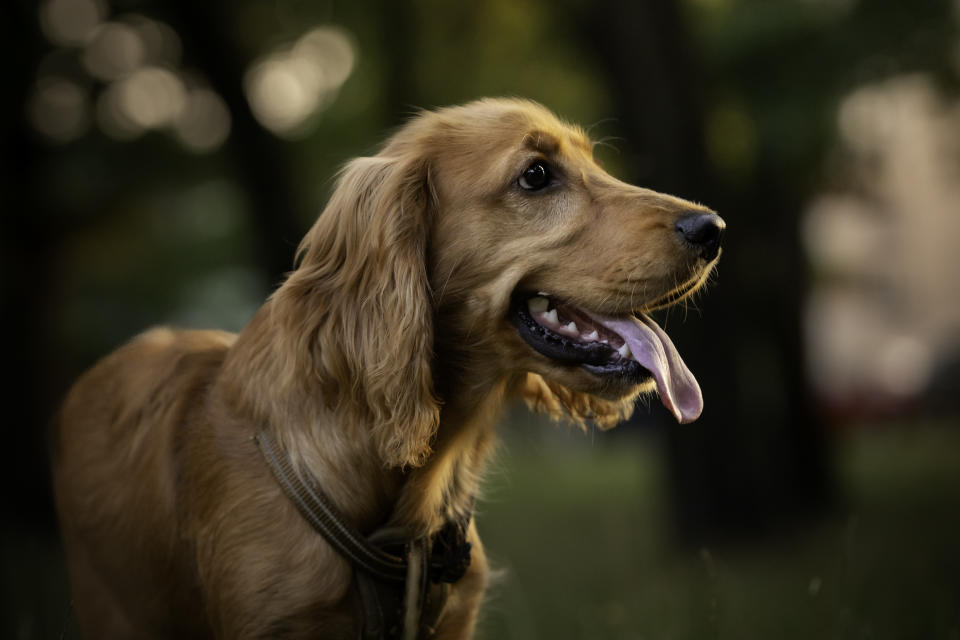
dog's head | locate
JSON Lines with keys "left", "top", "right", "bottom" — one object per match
{"left": 276, "top": 98, "right": 723, "bottom": 467}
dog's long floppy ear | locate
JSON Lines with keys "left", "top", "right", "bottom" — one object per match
{"left": 522, "top": 373, "right": 635, "bottom": 430}
{"left": 274, "top": 152, "right": 439, "bottom": 468}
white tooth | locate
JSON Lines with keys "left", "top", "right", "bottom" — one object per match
{"left": 583, "top": 330, "right": 599, "bottom": 342}
{"left": 528, "top": 296, "right": 549, "bottom": 313}
{"left": 565, "top": 322, "right": 578, "bottom": 333}
{"left": 618, "top": 343, "right": 632, "bottom": 359}
{"left": 601, "top": 338, "right": 609, "bottom": 344}
{"left": 543, "top": 309, "right": 559, "bottom": 325}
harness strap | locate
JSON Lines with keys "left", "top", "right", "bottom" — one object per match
{"left": 254, "top": 429, "right": 474, "bottom": 639}
{"left": 254, "top": 430, "right": 407, "bottom": 583}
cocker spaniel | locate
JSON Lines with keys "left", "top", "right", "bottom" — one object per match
{"left": 53, "top": 98, "right": 724, "bottom": 639}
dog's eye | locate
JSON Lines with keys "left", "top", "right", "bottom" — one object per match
{"left": 518, "top": 161, "right": 551, "bottom": 191}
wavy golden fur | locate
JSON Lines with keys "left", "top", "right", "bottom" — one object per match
{"left": 52, "top": 98, "right": 720, "bottom": 638}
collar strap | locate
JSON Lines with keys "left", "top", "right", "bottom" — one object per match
{"left": 255, "top": 429, "right": 408, "bottom": 582}
{"left": 254, "top": 429, "right": 473, "bottom": 586}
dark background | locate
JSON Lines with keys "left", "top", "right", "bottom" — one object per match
{"left": 3, "top": 0, "right": 959, "bottom": 637}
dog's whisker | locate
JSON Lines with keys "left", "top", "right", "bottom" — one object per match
{"left": 591, "top": 136, "right": 624, "bottom": 155}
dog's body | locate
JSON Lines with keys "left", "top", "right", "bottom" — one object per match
{"left": 53, "top": 99, "right": 723, "bottom": 638}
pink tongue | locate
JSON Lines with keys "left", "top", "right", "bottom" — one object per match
{"left": 590, "top": 313, "right": 703, "bottom": 423}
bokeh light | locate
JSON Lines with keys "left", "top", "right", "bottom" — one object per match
{"left": 34, "top": 4, "right": 225, "bottom": 152}
{"left": 126, "top": 14, "right": 182, "bottom": 66}
{"left": 95, "top": 64, "right": 233, "bottom": 152}
{"left": 39, "top": 0, "right": 107, "bottom": 47}
{"left": 82, "top": 21, "right": 146, "bottom": 81}
{"left": 172, "top": 88, "right": 232, "bottom": 153}
{"left": 294, "top": 27, "right": 355, "bottom": 87}
{"left": 876, "top": 335, "right": 932, "bottom": 397}
{"left": 117, "top": 66, "right": 186, "bottom": 129}
{"left": 27, "top": 76, "right": 91, "bottom": 142}
{"left": 803, "top": 195, "right": 885, "bottom": 274}
{"left": 244, "top": 26, "right": 356, "bottom": 137}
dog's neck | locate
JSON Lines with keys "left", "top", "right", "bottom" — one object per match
{"left": 390, "top": 308, "right": 526, "bottom": 534}
{"left": 220, "top": 305, "right": 515, "bottom": 538}
{"left": 389, "top": 376, "right": 510, "bottom": 534}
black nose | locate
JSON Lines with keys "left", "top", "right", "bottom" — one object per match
{"left": 675, "top": 211, "right": 725, "bottom": 261}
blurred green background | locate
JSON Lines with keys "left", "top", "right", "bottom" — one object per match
{"left": 3, "top": 0, "right": 960, "bottom": 638}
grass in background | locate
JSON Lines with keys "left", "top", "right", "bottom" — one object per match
{"left": 477, "top": 419, "right": 960, "bottom": 640}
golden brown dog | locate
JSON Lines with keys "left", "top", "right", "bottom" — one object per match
{"left": 52, "top": 98, "right": 724, "bottom": 638}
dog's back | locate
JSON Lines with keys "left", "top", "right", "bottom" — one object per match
{"left": 52, "top": 327, "right": 235, "bottom": 637}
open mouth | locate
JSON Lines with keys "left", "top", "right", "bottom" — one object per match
{"left": 509, "top": 293, "right": 651, "bottom": 379}
{"left": 509, "top": 292, "right": 704, "bottom": 423}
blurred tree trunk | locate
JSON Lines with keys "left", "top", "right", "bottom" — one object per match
{"left": 1, "top": 0, "right": 64, "bottom": 530}
{"left": 167, "top": 1, "right": 307, "bottom": 286}
{"left": 376, "top": 0, "right": 420, "bottom": 126}
{"left": 577, "top": 0, "right": 832, "bottom": 540}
